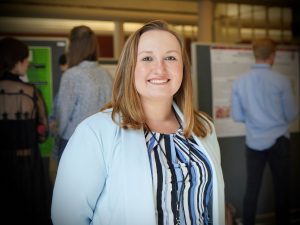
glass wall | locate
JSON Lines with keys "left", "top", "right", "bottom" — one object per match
{"left": 214, "top": 3, "right": 292, "bottom": 44}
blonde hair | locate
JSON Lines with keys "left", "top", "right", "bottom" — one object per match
{"left": 252, "top": 38, "right": 276, "bottom": 60}
{"left": 102, "top": 20, "right": 211, "bottom": 138}
{"left": 67, "top": 25, "right": 99, "bottom": 67}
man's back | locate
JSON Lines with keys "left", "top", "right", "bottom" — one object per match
{"left": 231, "top": 63, "right": 297, "bottom": 150}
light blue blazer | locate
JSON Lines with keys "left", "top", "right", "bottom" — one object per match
{"left": 51, "top": 103, "right": 225, "bottom": 225}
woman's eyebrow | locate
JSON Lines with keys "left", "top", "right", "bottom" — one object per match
{"left": 137, "top": 50, "right": 152, "bottom": 55}
{"left": 137, "top": 50, "right": 180, "bottom": 55}
{"left": 166, "top": 50, "right": 180, "bottom": 54}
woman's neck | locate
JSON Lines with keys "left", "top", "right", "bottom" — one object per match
{"left": 142, "top": 100, "right": 180, "bottom": 134}
{"left": 10, "top": 69, "right": 21, "bottom": 76}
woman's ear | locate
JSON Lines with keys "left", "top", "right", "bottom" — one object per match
{"left": 268, "top": 52, "right": 276, "bottom": 66}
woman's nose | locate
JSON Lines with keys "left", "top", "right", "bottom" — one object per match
{"left": 154, "top": 60, "right": 166, "bottom": 74}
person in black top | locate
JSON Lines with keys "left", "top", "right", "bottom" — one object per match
{"left": 0, "top": 37, "right": 52, "bottom": 225}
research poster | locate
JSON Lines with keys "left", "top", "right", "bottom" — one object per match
{"left": 210, "top": 44, "right": 299, "bottom": 137}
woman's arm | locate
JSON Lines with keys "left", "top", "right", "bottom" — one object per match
{"left": 56, "top": 71, "right": 78, "bottom": 137}
{"left": 51, "top": 121, "right": 107, "bottom": 225}
{"left": 35, "top": 87, "right": 49, "bottom": 143}
{"left": 231, "top": 80, "right": 245, "bottom": 123}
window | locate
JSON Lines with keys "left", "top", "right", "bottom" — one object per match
{"left": 214, "top": 3, "right": 292, "bottom": 44}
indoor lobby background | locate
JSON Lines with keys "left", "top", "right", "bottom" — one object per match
{"left": 0, "top": 1, "right": 299, "bottom": 225}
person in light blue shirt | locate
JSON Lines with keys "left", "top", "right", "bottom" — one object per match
{"left": 231, "top": 38, "right": 298, "bottom": 225}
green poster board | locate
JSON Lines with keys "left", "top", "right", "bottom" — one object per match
{"left": 27, "top": 47, "right": 53, "bottom": 157}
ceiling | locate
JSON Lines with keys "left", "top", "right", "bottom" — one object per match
{"left": 0, "top": 0, "right": 296, "bottom": 36}
{"left": 0, "top": 0, "right": 198, "bottom": 35}
{"left": 0, "top": 0, "right": 295, "bottom": 23}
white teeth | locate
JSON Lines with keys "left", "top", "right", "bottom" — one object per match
{"left": 149, "top": 79, "right": 168, "bottom": 84}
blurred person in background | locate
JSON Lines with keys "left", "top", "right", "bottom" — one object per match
{"left": 49, "top": 53, "right": 68, "bottom": 161}
{"left": 0, "top": 37, "right": 52, "bottom": 225}
{"left": 231, "top": 38, "right": 298, "bottom": 225}
{"left": 58, "top": 53, "right": 68, "bottom": 72}
{"left": 55, "top": 25, "right": 113, "bottom": 162}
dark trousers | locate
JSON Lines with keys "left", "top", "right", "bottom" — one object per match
{"left": 243, "top": 136, "right": 290, "bottom": 225}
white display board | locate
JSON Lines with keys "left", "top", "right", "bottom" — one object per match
{"left": 210, "top": 44, "right": 299, "bottom": 137}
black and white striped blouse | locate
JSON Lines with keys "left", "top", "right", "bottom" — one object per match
{"left": 145, "top": 127, "right": 213, "bottom": 225}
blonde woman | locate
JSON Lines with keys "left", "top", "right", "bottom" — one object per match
{"left": 52, "top": 20, "right": 225, "bottom": 225}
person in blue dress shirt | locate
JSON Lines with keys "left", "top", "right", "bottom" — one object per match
{"left": 231, "top": 38, "right": 298, "bottom": 225}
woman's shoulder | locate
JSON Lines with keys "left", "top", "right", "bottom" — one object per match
{"left": 20, "top": 82, "right": 36, "bottom": 95}
{"left": 95, "top": 65, "right": 113, "bottom": 79}
{"left": 66, "top": 62, "right": 112, "bottom": 80}
{"left": 76, "top": 109, "right": 117, "bottom": 132}
{"left": 70, "top": 109, "right": 122, "bottom": 152}
{"left": 2, "top": 79, "right": 36, "bottom": 97}
{"left": 62, "top": 61, "right": 93, "bottom": 75}
{"left": 81, "top": 108, "right": 112, "bottom": 122}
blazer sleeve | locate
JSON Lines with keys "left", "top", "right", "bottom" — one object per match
{"left": 51, "top": 121, "right": 108, "bottom": 225}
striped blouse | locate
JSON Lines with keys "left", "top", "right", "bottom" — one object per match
{"left": 145, "top": 127, "right": 213, "bottom": 225}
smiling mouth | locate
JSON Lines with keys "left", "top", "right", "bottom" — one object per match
{"left": 148, "top": 79, "right": 169, "bottom": 84}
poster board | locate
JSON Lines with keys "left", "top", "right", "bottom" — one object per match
{"left": 192, "top": 43, "right": 299, "bottom": 138}
{"left": 27, "top": 46, "right": 53, "bottom": 156}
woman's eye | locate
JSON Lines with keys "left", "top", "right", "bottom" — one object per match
{"left": 142, "top": 56, "right": 152, "bottom": 61}
{"left": 165, "top": 56, "right": 176, "bottom": 61}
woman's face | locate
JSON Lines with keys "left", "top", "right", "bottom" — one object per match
{"left": 134, "top": 30, "right": 183, "bottom": 104}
